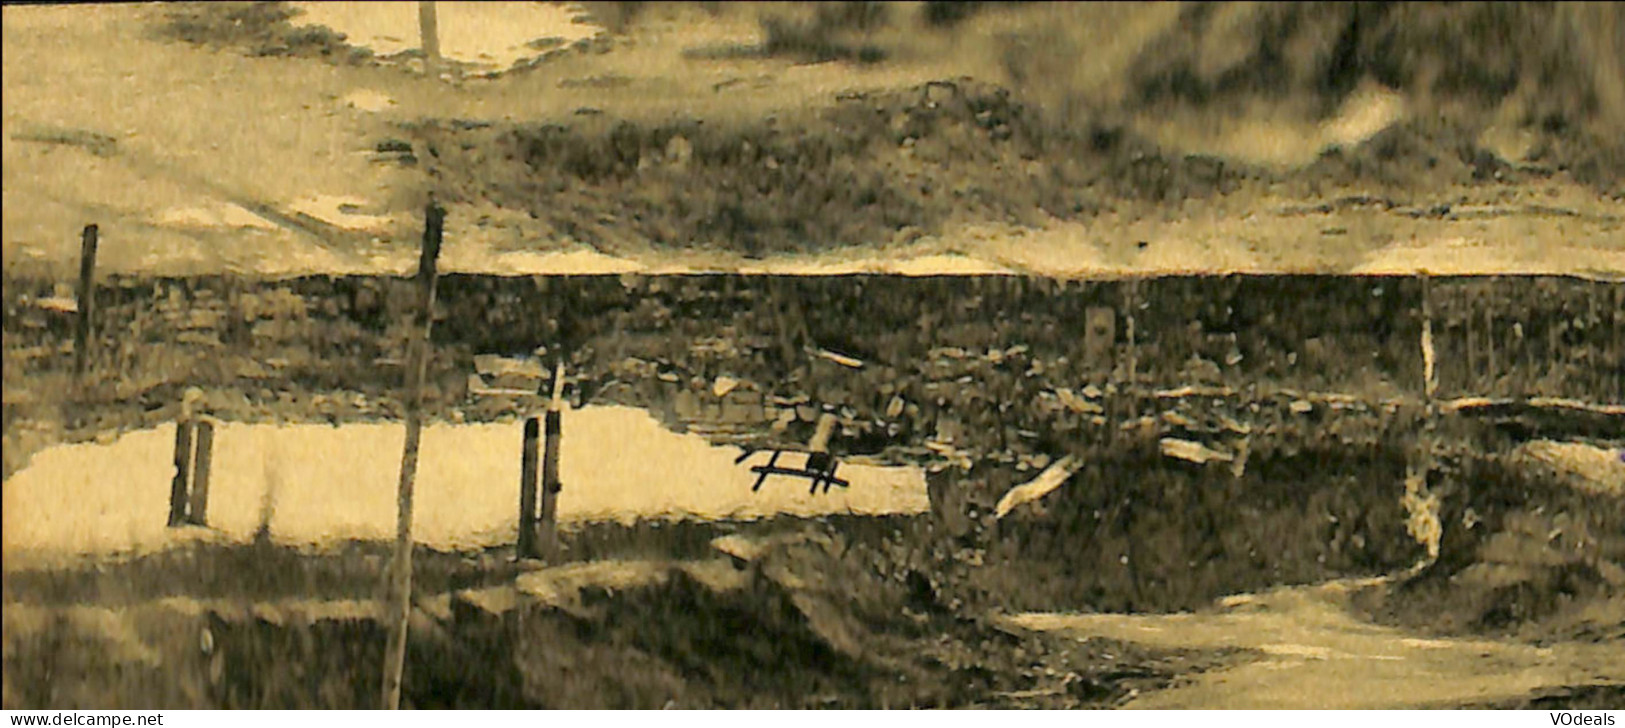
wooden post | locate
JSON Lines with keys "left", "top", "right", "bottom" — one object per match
{"left": 1462, "top": 279, "right": 1475, "bottom": 394}
{"left": 168, "top": 419, "right": 193, "bottom": 527}
{"left": 518, "top": 417, "right": 541, "bottom": 560}
{"left": 187, "top": 419, "right": 215, "bottom": 527}
{"left": 418, "top": 1, "right": 441, "bottom": 77}
{"left": 1464, "top": 283, "right": 1479, "bottom": 393}
{"left": 74, "top": 224, "right": 98, "bottom": 378}
{"left": 1588, "top": 282, "right": 1600, "bottom": 403}
{"left": 1605, "top": 284, "right": 1618, "bottom": 403}
{"left": 1483, "top": 303, "right": 1496, "bottom": 397}
{"left": 537, "top": 361, "right": 565, "bottom": 559}
{"left": 1121, "top": 279, "right": 1140, "bottom": 452}
{"left": 382, "top": 202, "right": 444, "bottom": 711}
{"left": 1547, "top": 304, "right": 1562, "bottom": 398}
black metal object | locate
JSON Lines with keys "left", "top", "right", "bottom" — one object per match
{"left": 746, "top": 450, "right": 850, "bottom": 494}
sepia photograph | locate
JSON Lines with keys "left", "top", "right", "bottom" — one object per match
{"left": 2, "top": 0, "right": 1622, "bottom": 713}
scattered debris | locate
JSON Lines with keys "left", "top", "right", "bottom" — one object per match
{"left": 1055, "top": 388, "right": 1105, "bottom": 415}
{"left": 1159, "top": 438, "right": 1234, "bottom": 465}
{"left": 809, "top": 347, "right": 865, "bottom": 369}
{"left": 713, "top": 376, "right": 740, "bottom": 398}
{"left": 995, "top": 455, "right": 1082, "bottom": 519}
{"left": 472, "top": 354, "right": 546, "bottom": 394}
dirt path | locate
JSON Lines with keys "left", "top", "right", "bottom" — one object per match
{"left": 1005, "top": 578, "right": 1625, "bottom": 709}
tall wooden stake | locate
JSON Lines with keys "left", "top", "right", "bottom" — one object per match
{"left": 518, "top": 417, "right": 541, "bottom": 560}
{"left": 382, "top": 202, "right": 444, "bottom": 711}
{"left": 537, "top": 360, "right": 565, "bottom": 559}
{"left": 418, "top": 1, "right": 441, "bottom": 78}
{"left": 168, "top": 419, "right": 193, "bottom": 527}
{"left": 74, "top": 224, "right": 98, "bottom": 378}
{"left": 187, "top": 419, "right": 215, "bottom": 527}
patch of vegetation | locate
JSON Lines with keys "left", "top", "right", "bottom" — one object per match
{"left": 758, "top": 2, "right": 891, "bottom": 65}
{"left": 156, "top": 1, "right": 371, "bottom": 63}
{"left": 1001, "top": 2, "right": 1625, "bottom": 194}
{"left": 409, "top": 80, "right": 1269, "bottom": 256}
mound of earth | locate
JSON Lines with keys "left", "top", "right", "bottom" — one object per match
{"left": 1, "top": 523, "right": 1252, "bottom": 709}
{"left": 1357, "top": 442, "right": 1625, "bottom": 644}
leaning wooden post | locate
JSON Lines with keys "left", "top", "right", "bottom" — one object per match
{"left": 517, "top": 417, "right": 541, "bottom": 560}
{"left": 382, "top": 202, "right": 444, "bottom": 711}
{"left": 73, "top": 224, "right": 98, "bottom": 378}
{"left": 187, "top": 419, "right": 215, "bottom": 527}
{"left": 536, "top": 360, "right": 565, "bottom": 559}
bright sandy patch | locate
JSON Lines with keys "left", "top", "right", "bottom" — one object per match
{"left": 287, "top": 2, "right": 601, "bottom": 73}
{"left": 1516, "top": 440, "right": 1625, "bottom": 496}
{"left": 341, "top": 89, "right": 397, "bottom": 113}
{"left": 1319, "top": 83, "right": 1409, "bottom": 151}
{"left": 1353, "top": 236, "right": 1625, "bottom": 276}
{"left": 0, "top": 406, "right": 927, "bottom": 565}
{"left": 154, "top": 202, "right": 278, "bottom": 231}
{"left": 437, "top": 243, "right": 644, "bottom": 275}
{"left": 287, "top": 194, "right": 393, "bottom": 232}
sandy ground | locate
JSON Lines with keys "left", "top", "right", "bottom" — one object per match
{"left": 0, "top": 406, "right": 926, "bottom": 566}
{"left": 287, "top": 2, "right": 599, "bottom": 74}
{"left": 5, "top": 3, "right": 1622, "bottom": 278}
{"left": 1006, "top": 578, "right": 1625, "bottom": 709}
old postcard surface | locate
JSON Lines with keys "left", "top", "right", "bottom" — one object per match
{"left": 3, "top": 1, "right": 1622, "bottom": 710}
